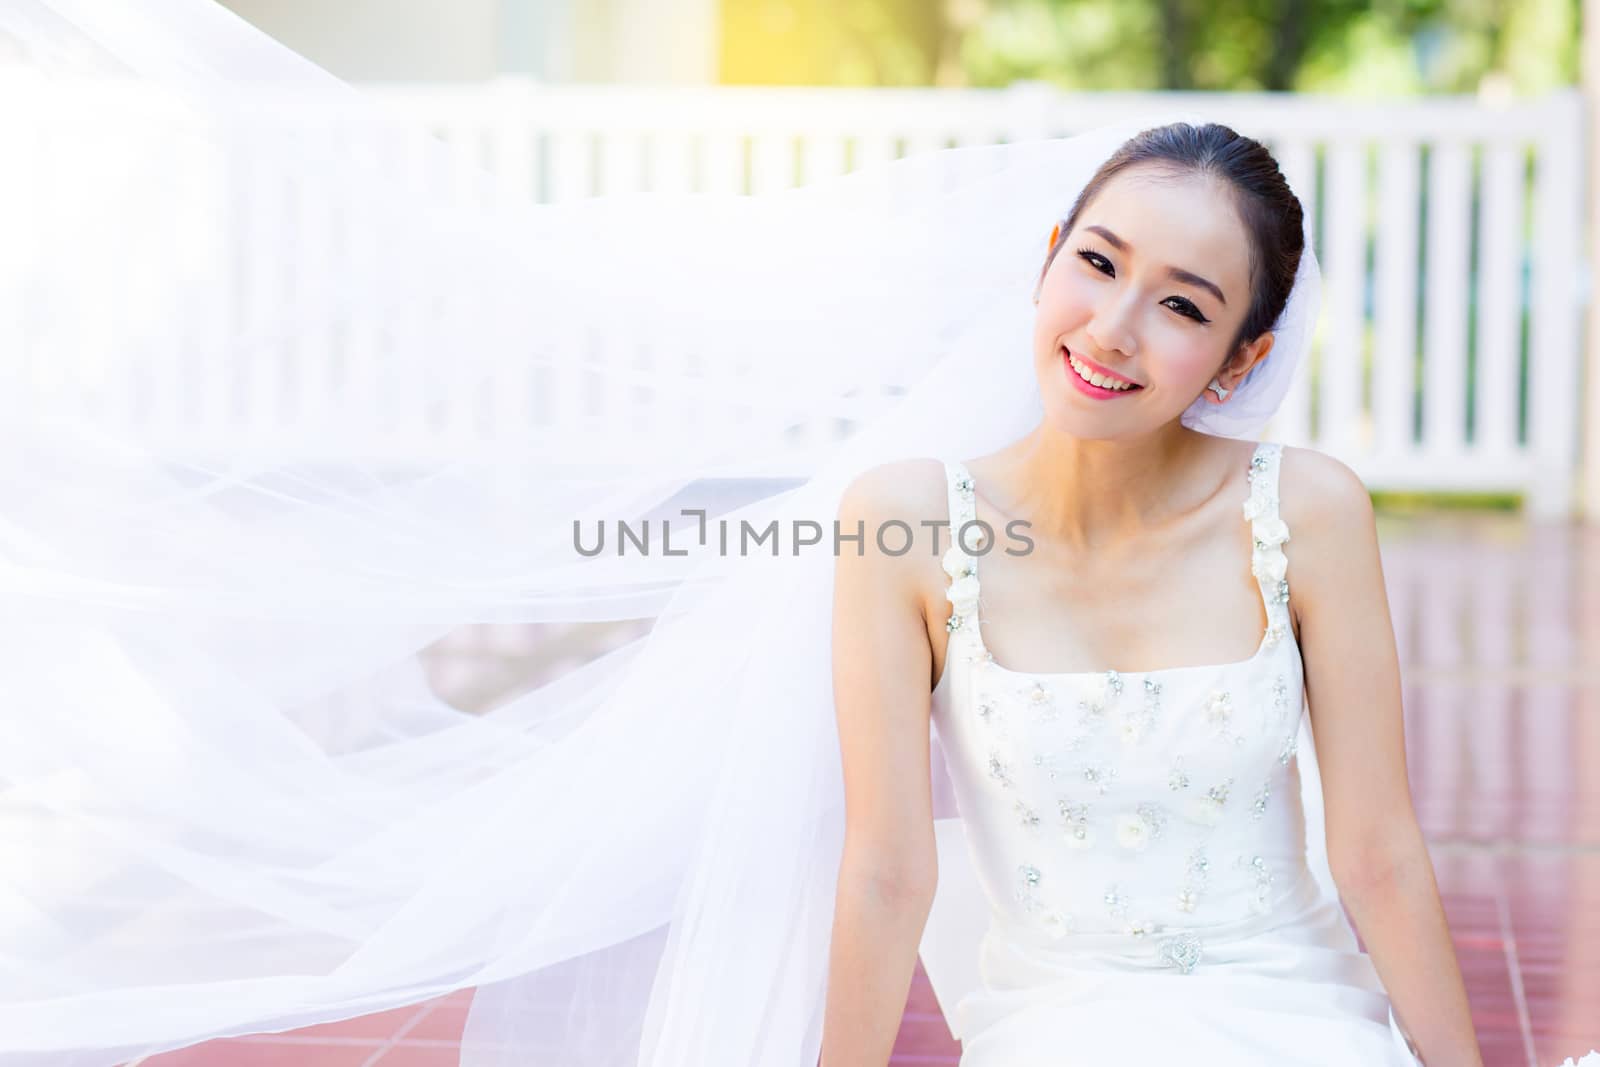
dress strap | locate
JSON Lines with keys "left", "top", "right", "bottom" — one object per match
{"left": 1243, "top": 441, "right": 1292, "bottom": 640}
{"left": 941, "top": 461, "right": 982, "bottom": 639}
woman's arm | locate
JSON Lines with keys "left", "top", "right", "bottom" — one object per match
{"left": 820, "top": 462, "right": 942, "bottom": 1067}
{"left": 1288, "top": 447, "right": 1482, "bottom": 1067}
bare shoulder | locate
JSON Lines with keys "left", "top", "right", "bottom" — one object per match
{"left": 835, "top": 456, "right": 952, "bottom": 610}
{"left": 836, "top": 457, "right": 952, "bottom": 549}
{"left": 1276, "top": 443, "right": 1375, "bottom": 533}
{"left": 834, "top": 458, "right": 955, "bottom": 693}
{"left": 1275, "top": 444, "right": 1381, "bottom": 629}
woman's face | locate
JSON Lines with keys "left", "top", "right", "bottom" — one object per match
{"left": 1031, "top": 164, "right": 1270, "bottom": 438}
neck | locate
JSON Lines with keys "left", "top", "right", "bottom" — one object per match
{"left": 997, "top": 422, "right": 1221, "bottom": 552}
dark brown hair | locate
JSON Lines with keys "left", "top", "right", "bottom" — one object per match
{"left": 1040, "top": 122, "right": 1305, "bottom": 358}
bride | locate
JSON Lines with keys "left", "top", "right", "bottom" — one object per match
{"left": 825, "top": 122, "right": 1467, "bottom": 1065}
{"left": 3, "top": 3, "right": 1597, "bottom": 1066}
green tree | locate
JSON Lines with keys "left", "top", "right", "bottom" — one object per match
{"left": 959, "top": 0, "right": 1578, "bottom": 94}
{"left": 719, "top": 0, "right": 1580, "bottom": 95}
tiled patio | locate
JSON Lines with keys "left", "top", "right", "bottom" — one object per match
{"left": 125, "top": 511, "right": 1599, "bottom": 1067}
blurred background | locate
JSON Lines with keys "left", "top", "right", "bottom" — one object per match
{"left": 219, "top": 0, "right": 1579, "bottom": 96}
{"left": 11, "top": 3, "right": 1594, "bottom": 1066}
{"left": 183, "top": 0, "right": 1594, "bottom": 522}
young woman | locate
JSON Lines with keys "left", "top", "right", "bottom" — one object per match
{"left": 825, "top": 125, "right": 1479, "bottom": 1065}
{"left": 8, "top": 7, "right": 1596, "bottom": 1066}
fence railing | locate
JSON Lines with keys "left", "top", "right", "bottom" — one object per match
{"left": 375, "top": 81, "right": 1588, "bottom": 514}
{"left": 13, "top": 79, "right": 1589, "bottom": 514}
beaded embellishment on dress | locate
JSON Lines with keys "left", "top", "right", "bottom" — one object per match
{"left": 928, "top": 441, "right": 1308, "bottom": 974}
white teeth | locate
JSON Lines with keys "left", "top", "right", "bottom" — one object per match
{"left": 1068, "top": 352, "right": 1134, "bottom": 391}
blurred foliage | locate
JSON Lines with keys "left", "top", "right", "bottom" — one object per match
{"left": 719, "top": 0, "right": 954, "bottom": 84}
{"left": 718, "top": 0, "right": 1580, "bottom": 94}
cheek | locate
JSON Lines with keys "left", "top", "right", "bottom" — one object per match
{"left": 1155, "top": 329, "right": 1224, "bottom": 384}
{"left": 1032, "top": 271, "right": 1093, "bottom": 344}
{"left": 1046, "top": 266, "right": 1096, "bottom": 314}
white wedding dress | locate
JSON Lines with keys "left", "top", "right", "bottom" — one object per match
{"left": 918, "top": 440, "right": 1423, "bottom": 1065}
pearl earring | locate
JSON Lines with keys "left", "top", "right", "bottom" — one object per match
{"left": 1208, "top": 379, "right": 1230, "bottom": 401}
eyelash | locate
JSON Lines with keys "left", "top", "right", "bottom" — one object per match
{"left": 1074, "top": 247, "right": 1211, "bottom": 324}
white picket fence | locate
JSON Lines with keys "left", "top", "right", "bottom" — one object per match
{"left": 13, "top": 79, "right": 1590, "bottom": 514}
{"left": 368, "top": 81, "right": 1587, "bottom": 514}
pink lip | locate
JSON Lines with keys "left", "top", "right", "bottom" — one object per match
{"left": 1063, "top": 346, "right": 1143, "bottom": 398}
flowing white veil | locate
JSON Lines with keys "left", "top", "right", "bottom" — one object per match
{"left": 0, "top": 2, "right": 1326, "bottom": 1065}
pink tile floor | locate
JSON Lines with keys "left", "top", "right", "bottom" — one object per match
{"left": 124, "top": 513, "right": 1600, "bottom": 1067}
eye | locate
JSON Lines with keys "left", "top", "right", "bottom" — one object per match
{"left": 1076, "top": 245, "right": 1210, "bottom": 324}
{"left": 1162, "top": 296, "right": 1210, "bottom": 324}
{"left": 1075, "top": 248, "right": 1113, "bottom": 275}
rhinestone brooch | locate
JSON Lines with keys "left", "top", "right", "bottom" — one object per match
{"left": 1157, "top": 932, "right": 1203, "bottom": 974}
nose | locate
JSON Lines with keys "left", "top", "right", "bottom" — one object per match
{"left": 1084, "top": 288, "right": 1139, "bottom": 358}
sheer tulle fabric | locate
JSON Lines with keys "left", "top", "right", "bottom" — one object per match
{"left": 0, "top": 3, "right": 1382, "bottom": 1066}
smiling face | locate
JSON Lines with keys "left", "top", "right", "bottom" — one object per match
{"left": 1031, "top": 163, "right": 1273, "bottom": 437}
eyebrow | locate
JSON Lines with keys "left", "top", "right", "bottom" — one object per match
{"left": 1083, "top": 225, "right": 1228, "bottom": 307}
